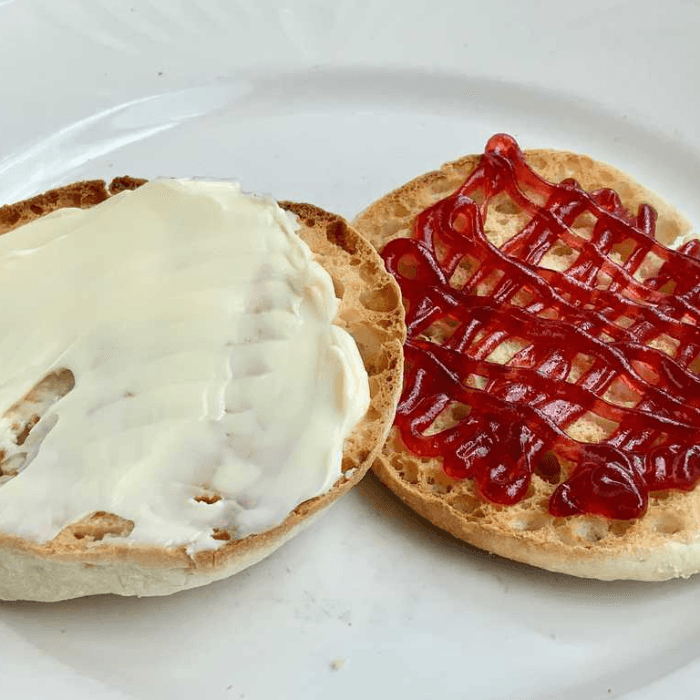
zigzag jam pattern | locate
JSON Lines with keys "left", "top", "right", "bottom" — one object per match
{"left": 382, "top": 134, "right": 700, "bottom": 519}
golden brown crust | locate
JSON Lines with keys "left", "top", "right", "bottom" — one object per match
{"left": 0, "top": 179, "right": 406, "bottom": 600}
{"left": 355, "top": 147, "right": 700, "bottom": 582}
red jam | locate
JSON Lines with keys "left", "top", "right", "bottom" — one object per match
{"left": 381, "top": 133, "right": 700, "bottom": 520}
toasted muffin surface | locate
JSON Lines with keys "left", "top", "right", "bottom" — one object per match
{"left": 355, "top": 142, "right": 700, "bottom": 581}
{"left": 0, "top": 179, "right": 405, "bottom": 601}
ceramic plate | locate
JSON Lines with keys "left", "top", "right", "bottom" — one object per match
{"left": 1, "top": 1, "right": 699, "bottom": 698}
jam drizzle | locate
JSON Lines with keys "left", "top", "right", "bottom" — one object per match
{"left": 382, "top": 133, "right": 700, "bottom": 519}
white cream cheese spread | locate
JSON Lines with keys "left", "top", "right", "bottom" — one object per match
{"left": 0, "top": 180, "right": 370, "bottom": 552}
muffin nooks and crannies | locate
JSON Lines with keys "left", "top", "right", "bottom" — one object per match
{"left": 355, "top": 134, "right": 700, "bottom": 581}
{"left": 0, "top": 178, "right": 405, "bottom": 601}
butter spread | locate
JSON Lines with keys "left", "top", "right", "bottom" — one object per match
{"left": 0, "top": 180, "right": 370, "bottom": 552}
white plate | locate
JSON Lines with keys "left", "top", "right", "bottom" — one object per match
{"left": 1, "top": 1, "right": 700, "bottom": 698}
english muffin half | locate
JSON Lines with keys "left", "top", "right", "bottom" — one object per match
{"left": 355, "top": 133, "right": 700, "bottom": 581}
{"left": 0, "top": 177, "right": 405, "bottom": 601}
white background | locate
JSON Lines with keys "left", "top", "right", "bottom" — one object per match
{"left": 1, "top": 1, "right": 699, "bottom": 698}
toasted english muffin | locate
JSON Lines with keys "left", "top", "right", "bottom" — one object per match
{"left": 0, "top": 177, "right": 405, "bottom": 601}
{"left": 355, "top": 135, "right": 700, "bottom": 581}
